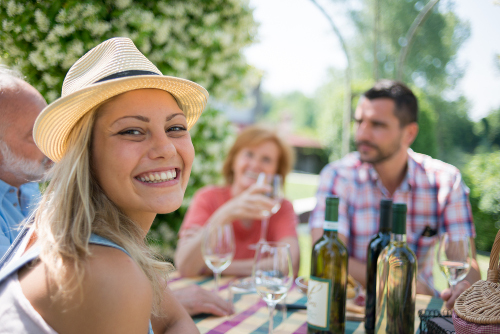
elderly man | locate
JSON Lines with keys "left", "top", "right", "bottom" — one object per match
{"left": 309, "top": 80, "right": 480, "bottom": 310}
{"left": 0, "top": 68, "right": 49, "bottom": 258}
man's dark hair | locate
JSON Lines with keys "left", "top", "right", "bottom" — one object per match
{"left": 363, "top": 79, "right": 418, "bottom": 126}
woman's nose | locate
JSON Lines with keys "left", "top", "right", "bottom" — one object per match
{"left": 149, "top": 133, "right": 176, "bottom": 160}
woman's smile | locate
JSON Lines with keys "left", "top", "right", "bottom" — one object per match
{"left": 92, "top": 88, "right": 194, "bottom": 228}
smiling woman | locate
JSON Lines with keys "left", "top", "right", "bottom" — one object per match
{"left": 0, "top": 38, "right": 206, "bottom": 334}
{"left": 174, "top": 125, "right": 301, "bottom": 278}
{"left": 92, "top": 89, "right": 194, "bottom": 230}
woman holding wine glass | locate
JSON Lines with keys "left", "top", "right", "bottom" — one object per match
{"left": 174, "top": 125, "right": 300, "bottom": 278}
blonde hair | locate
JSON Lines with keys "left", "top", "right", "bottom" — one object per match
{"left": 222, "top": 125, "right": 295, "bottom": 184}
{"left": 34, "top": 102, "right": 172, "bottom": 314}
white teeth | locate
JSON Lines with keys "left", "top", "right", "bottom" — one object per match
{"left": 138, "top": 170, "right": 176, "bottom": 183}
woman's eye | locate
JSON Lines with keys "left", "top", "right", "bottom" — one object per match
{"left": 119, "top": 129, "right": 143, "bottom": 136}
{"left": 167, "top": 125, "right": 187, "bottom": 132}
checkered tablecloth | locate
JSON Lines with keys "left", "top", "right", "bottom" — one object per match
{"left": 168, "top": 273, "right": 444, "bottom": 334}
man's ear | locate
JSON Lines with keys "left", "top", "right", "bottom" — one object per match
{"left": 404, "top": 122, "right": 419, "bottom": 146}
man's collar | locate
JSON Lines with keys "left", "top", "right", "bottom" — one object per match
{"left": 360, "top": 148, "right": 415, "bottom": 191}
{"left": 0, "top": 178, "right": 18, "bottom": 199}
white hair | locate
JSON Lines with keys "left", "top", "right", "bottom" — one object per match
{"left": 0, "top": 141, "right": 48, "bottom": 182}
{"left": 0, "top": 65, "right": 24, "bottom": 80}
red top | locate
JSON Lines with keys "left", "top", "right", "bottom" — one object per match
{"left": 180, "top": 186, "right": 298, "bottom": 260}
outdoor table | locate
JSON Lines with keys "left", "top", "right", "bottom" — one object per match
{"left": 168, "top": 272, "right": 445, "bottom": 334}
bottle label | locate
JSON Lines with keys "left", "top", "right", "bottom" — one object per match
{"left": 307, "top": 276, "right": 331, "bottom": 330}
{"left": 323, "top": 220, "right": 338, "bottom": 231}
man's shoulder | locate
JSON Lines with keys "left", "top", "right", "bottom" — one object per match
{"left": 321, "top": 152, "right": 363, "bottom": 178}
{"left": 409, "top": 150, "right": 462, "bottom": 181}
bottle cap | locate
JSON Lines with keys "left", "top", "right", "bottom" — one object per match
{"left": 379, "top": 199, "right": 393, "bottom": 230}
{"left": 325, "top": 195, "right": 339, "bottom": 223}
{"left": 392, "top": 203, "right": 407, "bottom": 235}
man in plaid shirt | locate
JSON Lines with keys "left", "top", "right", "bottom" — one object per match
{"left": 309, "top": 80, "right": 480, "bottom": 309}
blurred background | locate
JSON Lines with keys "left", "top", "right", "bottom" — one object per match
{"left": 1, "top": 0, "right": 499, "bottom": 286}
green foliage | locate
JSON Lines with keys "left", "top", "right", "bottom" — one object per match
{"left": 348, "top": 0, "right": 469, "bottom": 92}
{"left": 263, "top": 91, "right": 316, "bottom": 131}
{"left": 0, "top": 0, "right": 251, "bottom": 259}
{"left": 463, "top": 152, "right": 500, "bottom": 251}
{"left": 410, "top": 89, "right": 437, "bottom": 158}
{"left": 148, "top": 108, "right": 236, "bottom": 260}
{"left": 475, "top": 107, "right": 500, "bottom": 150}
{"left": 0, "top": 0, "right": 257, "bottom": 101}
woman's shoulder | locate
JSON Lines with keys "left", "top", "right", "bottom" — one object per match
{"left": 65, "top": 245, "right": 153, "bottom": 332}
{"left": 84, "top": 244, "right": 152, "bottom": 298}
{"left": 18, "top": 244, "right": 153, "bottom": 333}
{"left": 191, "top": 185, "right": 231, "bottom": 206}
{"left": 279, "top": 198, "right": 295, "bottom": 212}
{"left": 195, "top": 185, "right": 230, "bottom": 197}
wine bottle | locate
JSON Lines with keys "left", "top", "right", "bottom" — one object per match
{"left": 307, "top": 196, "right": 348, "bottom": 334}
{"left": 375, "top": 203, "right": 417, "bottom": 334}
{"left": 365, "top": 199, "right": 393, "bottom": 334}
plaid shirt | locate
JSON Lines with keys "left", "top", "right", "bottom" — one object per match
{"left": 309, "top": 149, "right": 475, "bottom": 284}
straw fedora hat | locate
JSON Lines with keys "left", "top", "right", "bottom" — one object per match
{"left": 33, "top": 37, "right": 209, "bottom": 163}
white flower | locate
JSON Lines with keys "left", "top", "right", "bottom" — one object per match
{"left": 203, "top": 13, "right": 219, "bottom": 26}
{"left": 42, "top": 73, "right": 59, "bottom": 87}
{"left": 34, "top": 9, "right": 50, "bottom": 32}
{"left": 85, "top": 21, "right": 111, "bottom": 37}
{"left": 115, "top": 0, "right": 132, "bottom": 10}
{"left": 28, "top": 50, "right": 48, "bottom": 70}
{"left": 2, "top": 20, "right": 14, "bottom": 32}
{"left": 6, "top": 1, "right": 24, "bottom": 17}
{"left": 46, "top": 90, "right": 58, "bottom": 102}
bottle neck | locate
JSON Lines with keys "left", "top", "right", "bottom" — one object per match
{"left": 323, "top": 220, "right": 339, "bottom": 238}
{"left": 323, "top": 229, "right": 339, "bottom": 238}
{"left": 391, "top": 233, "right": 407, "bottom": 244}
{"left": 379, "top": 226, "right": 391, "bottom": 233}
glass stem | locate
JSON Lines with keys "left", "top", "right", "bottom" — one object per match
{"left": 268, "top": 303, "right": 275, "bottom": 334}
{"left": 214, "top": 271, "right": 220, "bottom": 293}
{"left": 260, "top": 216, "right": 269, "bottom": 241}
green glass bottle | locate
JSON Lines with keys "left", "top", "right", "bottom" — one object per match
{"left": 307, "top": 196, "right": 348, "bottom": 334}
{"left": 365, "top": 199, "right": 393, "bottom": 334}
{"left": 375, "top": 203, "right": 417, "bottom": 334}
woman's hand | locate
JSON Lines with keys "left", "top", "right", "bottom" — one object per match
{"left": 223, "top": 183, "right": 275, "bottom": 222}
{"left": 440, "top": 280, "right": 471, "bottom": 309}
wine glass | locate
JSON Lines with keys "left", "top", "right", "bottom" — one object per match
{"left": 253, "top": 242, "right": 293, "bottom": 334}
{"left": 437, "top": 232, "right": 472, "bottom": 293}
{"left": 256, "top": 173, "right": 284, "bottom": 242}
{"left": 202, "top": 223, "right": 235, "bottom": 293}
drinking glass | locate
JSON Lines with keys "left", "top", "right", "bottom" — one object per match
{"left": 202, "top": 223, "right": 235, "bottom": 293}
{"left": 256, "top": 173, "right": 284, "bottom": 242}
{"left": 253, "top": 242, "right": 293, "bottom": 334}
{"left": 437, "top": 232, "right": 472, "bottom": 293}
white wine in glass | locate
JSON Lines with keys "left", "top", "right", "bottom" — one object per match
{"left": 253, "top": 242, "right": 293, "bottom": 334}
{"left": 202, "top": 224, "right": 235, "bottom": 293}
{"left": 256, "top": 173, "right": 284, "bottom": 242}
{"left": 437, "top": 233, "right": 472, "bottom": 291}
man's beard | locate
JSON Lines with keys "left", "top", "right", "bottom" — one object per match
{"left": 0, "top": 141, "right": 50, "bottom": 182}
{"left": 356, "top": 140, "right": 402, "bottom": 164}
